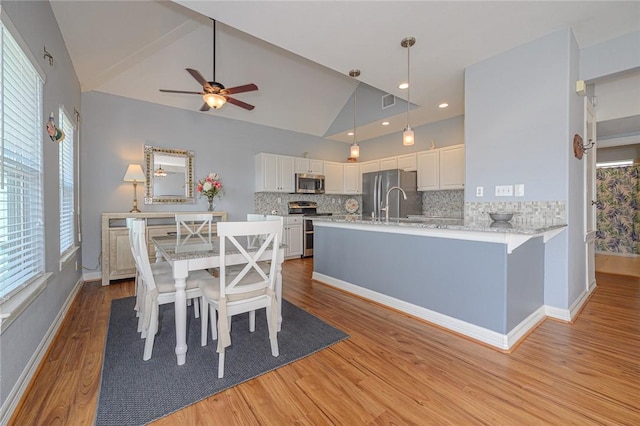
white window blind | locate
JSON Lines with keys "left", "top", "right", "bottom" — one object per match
{"left": 0, "top": 20, "right": 45, "bottom": 299}
{"left": 59, "top": 107, "right": 75, "bottom": 256}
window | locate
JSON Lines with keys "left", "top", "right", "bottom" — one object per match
{"left": 59, "top": 107, "right": 75, "bottom": 257}
{"left": 0, "top": 18, "right": 45, "bottom": 300}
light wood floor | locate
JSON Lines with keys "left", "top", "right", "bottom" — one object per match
{"left": 10, "top": 256, "right": 640, "bottom": 425}
{"left": 595, "top": 253, "right": 640, "bottom": 277}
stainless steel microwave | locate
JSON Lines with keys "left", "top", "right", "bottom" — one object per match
{"left": 295, "top": 173, "right": 325, "bottom": 194}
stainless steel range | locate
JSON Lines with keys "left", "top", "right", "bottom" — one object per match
{"left": 288, "top": 201, "right": 332, "bottom": 257}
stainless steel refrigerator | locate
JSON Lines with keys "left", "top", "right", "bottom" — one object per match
{"left": 362, "top": 169, "right": 422, "bottom": 220}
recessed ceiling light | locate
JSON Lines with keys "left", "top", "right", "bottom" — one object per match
{"left": 382, "top": 121, "right": 390, "bottom": 126}
{"left": 347, "top": 131, "right": 354, "bottom": 136}
{"left": 439, "top": 103, "right": 449, "bottom": 108}
{"left": 398, "top": 83, "right": 408, "bottom": 90}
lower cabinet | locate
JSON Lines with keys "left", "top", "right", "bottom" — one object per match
{"left": 283, "top": 216, "right": 303, "bottom": 258}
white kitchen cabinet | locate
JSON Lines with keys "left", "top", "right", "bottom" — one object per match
{"left": 323, "top": 161, "right": 344, "bottom": 194}
{"left": 417, "top": 150, "right": 439, "bottom": 191}
{"left": 343, "top": 163, "right": 360, "bottom": 194}
{"left": 255, "top": 153, "right": 295, "bottom": 192}
{"left": 295, "top": 158, "right": 324, "bottom": 174}
{"left": 359, "top": 160, "right": 380, "bottom": 176}
{"left": 439, "top": 144, "right": 465, "bottom": 189}
{"left": 379, "top": 156, "right": 398, "bottom": 171}
{"left": 283, "top": 216, "right": 303, "bottom": 258}
{"left": 397, "top": 153, "right": 417, "bottom": 171}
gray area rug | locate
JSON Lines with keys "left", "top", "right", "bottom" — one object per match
{"left": 95, "top": 297, "right": 349, "bottom": 425}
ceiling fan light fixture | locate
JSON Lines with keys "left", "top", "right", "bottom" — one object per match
{"left": 154, "top": 165, "right": 167, "bottom": 177}
{"left": 203, "top": 93, "right": 226, "bottom": 109}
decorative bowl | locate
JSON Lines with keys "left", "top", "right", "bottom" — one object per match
{"left": 488, "top": 212, "right": 514, "bottom": 222}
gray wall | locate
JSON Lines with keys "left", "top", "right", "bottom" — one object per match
{"left": 314, "top": 226, "right": 545, "bottom": 334}
{"left": 80, "top": 91, "right": 351, "bottom": 274}
{"left": 358, "top": 115, "right": 464, "bottom": 161}
{"left": 0, "top": 0, "right": 82, "bottom": 415}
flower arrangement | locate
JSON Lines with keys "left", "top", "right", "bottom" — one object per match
{"left": 196, "top": 173, "right": 224, "bottom": 210}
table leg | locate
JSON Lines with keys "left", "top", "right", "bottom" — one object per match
{"left": 276, "top": 249, "right": 283, "bottom": 331}
{"left": 173, "top": 261, "right": 188, "bottom": 365}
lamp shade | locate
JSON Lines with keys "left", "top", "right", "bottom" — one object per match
{"left": 203, "top": 93, "right": 226, "bottom": 109}
{"left": 350, "top": 142, "right": 360, "bottom": 158}
{"left": 123, "top": 164, "right": 145, "bottom": 182}
{"left": 403, "top": 127, "right": 415, "bottom": 146}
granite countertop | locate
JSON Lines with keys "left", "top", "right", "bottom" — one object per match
{"left": 310, "top": 214, "right": 567, "bottom": 235}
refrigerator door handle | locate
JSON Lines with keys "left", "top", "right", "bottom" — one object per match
{"left": 373, "top": 174, "right": 378, "bottom": 219}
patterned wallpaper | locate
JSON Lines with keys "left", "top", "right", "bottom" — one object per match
{"left": 595, "top": 165, "right": 639, "bottom": 255}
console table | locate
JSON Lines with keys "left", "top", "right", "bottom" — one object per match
{"left": 100, "top": 211, "right": 227, "bottom": 286}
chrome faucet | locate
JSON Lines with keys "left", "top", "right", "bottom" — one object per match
{"left": 381, "top": 186, "right": 407, "bottom": 223}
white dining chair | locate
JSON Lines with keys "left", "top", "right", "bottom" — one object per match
{"left": 126, "top": 218, "right": 171, "bottom": 333}
{"left": 199, "top": 220, "right": 281, "bottom": 378}
{"left": 129, "top": 219, "right": 215, "bottom": 360}
{"left": 175, "top": 213, "right": 214, "bottom": 244}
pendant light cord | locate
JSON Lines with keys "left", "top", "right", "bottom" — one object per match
{"left": 212, "top": 19, "right": 216, "bottom": 82}
{"left": 406, "top": 41, "right": 410, "bottom": 127}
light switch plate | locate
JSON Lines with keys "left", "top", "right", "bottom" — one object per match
{"left": 476, "top": 186, "right": 483, "bottom": 197}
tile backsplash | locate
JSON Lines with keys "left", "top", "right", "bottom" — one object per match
{"left": 254, "top": 193, "right": 360, "bottom": 215}
{"left": 465, "top": 200, "right": 566, "bottom": 222}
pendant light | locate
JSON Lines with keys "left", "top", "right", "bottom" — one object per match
{"left": 401, "top": 37, "right": 415, "bottom": 146}
{"left": 349, "top": 69, "right": 361, "bottom": 159}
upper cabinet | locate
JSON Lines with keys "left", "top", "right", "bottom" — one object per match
{"left": 359, "top": 160, "right": 380, "bottom": 175}
{"left": 397, "top": 153, "right": 417, "bottom": 171}
{"left": 295, "top": 158, "right": 324, "bottom": 174}
{"left": 323, "top": 161, "right": 344, "bottom": 194}
{"left": 439, "top": 145, "right": 465, "bottom": 189}
{"left": 417, "top": 144, "right": 465, "bottom": 191}
{"left": 417, "top": 151, "right": 440, "bottom": 191}
{"left": 255, "top": 153, "right": 295, "bottom": 192}
{"left": 379, "top": 157, "right": 397, "bottom": 171}
{"left": 343, "top": 163, "right": 360, "bottom": 194}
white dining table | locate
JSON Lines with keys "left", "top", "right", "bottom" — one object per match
{"left": 152, "top": 234, "right": 285, "bottom": 365}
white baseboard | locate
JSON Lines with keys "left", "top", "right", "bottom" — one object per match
{"left": 0, "top": 277, "right": 84, "bottom": 425}
{"left": 312, "top": 272, "right": 545, "bottom": 350}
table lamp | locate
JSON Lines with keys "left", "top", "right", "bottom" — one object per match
{"left": 123, "top": 164, "right": 145, "bottom": 213}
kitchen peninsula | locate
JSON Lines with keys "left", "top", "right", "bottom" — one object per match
{"left": 311, "top": 215, "right": 566, "bottom": 350}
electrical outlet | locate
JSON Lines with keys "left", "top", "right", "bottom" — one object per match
{"left": 515, "top": 184, "right": 525, "bottom": 197}
{"left": 476, "top": 186, "right": 484, "bottom": 197}
{"left": 277, "top": 197, "right": 281, "bottom": 203}
{"left": 495, "top": 185, "right": 513, "bottom": 196}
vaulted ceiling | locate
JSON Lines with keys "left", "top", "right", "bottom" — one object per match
{"left": 50, "top": 1, "right": 640, "bottom": 144}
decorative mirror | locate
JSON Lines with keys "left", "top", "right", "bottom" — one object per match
{"left": 144, "top": 145, "right": 195, "bottom": 204}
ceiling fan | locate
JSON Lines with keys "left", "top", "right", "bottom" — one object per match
{"left": 159, "top": 19, "right": 258, "bottom": 111}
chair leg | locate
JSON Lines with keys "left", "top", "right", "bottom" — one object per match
{"left": 201, "top": 297, "right": 208, "bottom": 346}
{"left": 193, "top": 297, "right": 200, "bottom": 318}
{"left": 211, "top": 306, "right": 217, "bottom": 340}
{"left": 143, "top": 303, "right": 158, "bottom": 361}
{"left": 249, "top": 310, "right": 256, "bottom": 332}
{"left": 266, "top": 305, "right": 279, "bottom": 357}
{"left": 218, "top": 349, "right": 225, "bottom": 378}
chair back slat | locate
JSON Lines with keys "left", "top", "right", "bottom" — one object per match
{"left": 175, "top": 213, "right": 214, "bottom": 244}
{"left": 129, "top": 219, "right": 157, "bottom": 292}
{"left": 218, "top": 220, "right": 280, "bottom": 298}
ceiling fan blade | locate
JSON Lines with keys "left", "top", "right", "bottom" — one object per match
{"left": 222, "top": 83, "right": 258, "bottom": 95}
{"left": 226, "top": 96, "right": 255, "bottom": 111}
{"left": 159, "top": 89, "right": 205, "bottom": 95}
{"left": 199, "top": 102, "right": 211, "bottom": 112}
{"left": 186, "top": 68, "right": 214, "bottom": 91}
